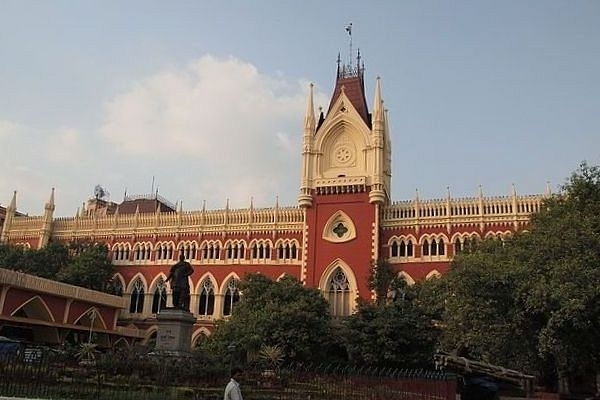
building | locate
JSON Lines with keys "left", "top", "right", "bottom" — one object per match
{"left": 0, "top": 54, "right": 547, "bottom": 345}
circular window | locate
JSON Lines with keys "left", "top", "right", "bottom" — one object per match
{"left": 335, "top": 146, "right": 353, "bottom": 164}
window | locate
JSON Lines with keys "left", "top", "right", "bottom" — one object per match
{"left": 151, "top": 278, "right": 167, "bottom": 313}
{"left": 327, "top": 267, "right": 351, "bottom": 317}
{"left": 226, "top": 241, "right": 245, "bottom": 261}
{"left": 129, "top": 278, "right": 145, "bottom": 314}
{"left": 201, "top": 242, "right": 221, "bottom": 261}
{"left": 198, "top": 278, "right": 215, "bottom": 316}
{"left": 251, "top": 241, "right": 271, "bottom": 261}
{"left": 277, "top": 241, "right": 298, "bottom": 261}
{"left": 223, "top": 279, "right": 240, "bottom": 316}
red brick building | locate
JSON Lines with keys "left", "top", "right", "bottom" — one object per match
{"left": 0, "top": 55, "right": 546, "bottom": 345}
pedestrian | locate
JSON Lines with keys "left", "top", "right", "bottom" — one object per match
{"left": 224, "top": 367, "right": 243, "bottom": 400}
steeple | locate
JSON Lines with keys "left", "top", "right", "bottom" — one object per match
{"left": 327, "top": 50, "right": 370, "bottom": 127}
{"left": 298, "top": 83, "right": 316, "bottom": 208}
{"left": 1, "top": 191, "right": 17, "bottom": 243}
{"left": 39, "top": 188, "right": 55, "bottom": 248}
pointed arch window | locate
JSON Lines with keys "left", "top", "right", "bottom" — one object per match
{"left": 198, "top": 278, "right": 215, "bottom": 316}
{"left": 152, "top": 278, "right": 167, "bottom": 313}
{"left": 223, "top": 279, "right": 240, "bottom": 316}
{"left": 422, "top": 239, "right": 430, "bottom": 256}
{"left": 327, "top": 267, "right": 351, "bottom": 317}
{"left": 129, "top": 278, "right": 145, "bottom": 314}
{"left": 438, "top": 238, "right": 445, "bottom": 255}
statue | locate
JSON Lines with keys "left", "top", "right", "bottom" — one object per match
{"left": 166, "top": 253, "right": 194, "bottom": 311}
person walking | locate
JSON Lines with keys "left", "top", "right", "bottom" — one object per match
{"left": 224, "top": 367, "right": 243, "bottom": 400}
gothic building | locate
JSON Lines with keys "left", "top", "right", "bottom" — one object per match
{"left": 0, "top": 54, "right": 547, "bottom": 344}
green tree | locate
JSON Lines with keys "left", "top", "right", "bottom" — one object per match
{"left": 56, "top": 242, "right": 115, "bottom": 291}
{"left": 204, "top": 273, "right": 342, "bottom": 364}
{"left": 0, "top": 241, "right": 71, "bottom": 278}
{"left": 436, "top": 163, "right": 600, "bottom": 389}
{"left": 342, "top": 298, "right": 439, "bottom": 368}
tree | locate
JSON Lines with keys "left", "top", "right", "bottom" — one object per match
{"left": 0, "top": 241, "right": 70, "bottom": 278}
{"left": 435, "top": 163, "right": 600, "bottom": 391}
{"left": 342, "top": 298, "right": 439, "bottom": 368}
{"left": 203, "top": 273, "right": 342, "bottom": 365}
{"left": 55, "top": 242, "right": 115, "bottom": 291}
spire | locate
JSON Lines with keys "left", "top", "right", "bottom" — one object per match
{"left": 545, "top": 181, "right": 552, "bottom": 196}
{"left": 304, "top": 83, "right": 316, "bottom": 133}
{"left": 45, "top": 188, "right": 55, "bottom": 211}
{"left": 1, "top": 191, "right": 17, "bottom": 243}
{"left": 8, "top": 191, "right": 16, "bottom": 211}
{"left": 372, "top": 76, "right": 384, "bottom": 124}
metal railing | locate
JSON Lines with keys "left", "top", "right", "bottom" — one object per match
{"left": 0, "top": 351, "right": 456, "bottom": 400}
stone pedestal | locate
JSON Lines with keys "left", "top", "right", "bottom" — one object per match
{"left": 155, "top": 308, "right": 196, "bottom": 354}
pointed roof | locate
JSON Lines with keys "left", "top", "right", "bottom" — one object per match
{"left": 326, "top": 51, "right": 370, "bottom": 128}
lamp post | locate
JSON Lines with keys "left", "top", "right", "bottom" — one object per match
{"left": 88, "top": 309, "right": 96, "bottom": 344}
{"left": 227, "top": 343, "right": 236, "bottom": 371}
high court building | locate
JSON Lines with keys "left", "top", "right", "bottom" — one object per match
{"left": 0, "top": 54, "right": 547, "bottom": 344}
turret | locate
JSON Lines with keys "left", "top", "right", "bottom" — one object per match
{"left": 298, "top": 83, "right": 316, "bottom": 208}
{"left": 369, "top": 76, "right": 388, "bottom": 205}
{"left": 39, "top": 188, "right": 55, "bottom": 248}
{"left": 0, "top": 191, "right": 17, "bottom": 243}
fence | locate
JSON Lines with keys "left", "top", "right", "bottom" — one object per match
{"left": 0, "top": 351, "right": 456, "bottom": 400}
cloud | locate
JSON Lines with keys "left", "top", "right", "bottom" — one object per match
{"left": 2, "top": 55, "right": 329, "bottom": 215}
{"left": 99, "top": 54, "right": 328, "bottom": 209}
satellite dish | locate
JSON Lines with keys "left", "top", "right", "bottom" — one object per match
{"left": 93, "top": 185, "right": 110, "bottom": 200}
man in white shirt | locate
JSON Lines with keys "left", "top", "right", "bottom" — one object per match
{"left": 224, "top": 367, "right": 243, "bottom": 400}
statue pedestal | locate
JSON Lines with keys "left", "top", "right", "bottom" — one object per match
{"left": 155, "top": 308, "right": 196, "bottom": 355}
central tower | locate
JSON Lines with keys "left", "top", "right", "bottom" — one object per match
{"left": 298, "top": 53, "right": 392, "bottom": 315}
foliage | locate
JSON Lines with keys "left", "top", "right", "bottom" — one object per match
{"left": 433, "top": 162, "right": 600, "bottom": 386}
{"left": 258, "top": 344, "right": 284, "bottom": 370}
{"left": 203, "top": 273, "right": 343, "bottom": 365}
{"left": 0, "top": 240, "right": 114, "bottom": 292}
{"left": 0, "top": 241, "right": 69, "bottom": 278}
{"left": 342, "top": 295, "right": 439, "bottom": 368}
{"left": 56, "top": 242, "right": 115, "bottom": 291}
{"left": 75, "top": 342, "right": 98, "bottom": 362}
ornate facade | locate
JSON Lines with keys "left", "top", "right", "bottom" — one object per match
{"left": 0, "top": 55, "right": 547, "bottom": 344}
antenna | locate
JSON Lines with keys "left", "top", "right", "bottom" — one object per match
{"left": 345, "top": 22, "right": 353, "bottom": 70}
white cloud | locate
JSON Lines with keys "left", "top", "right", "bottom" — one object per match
{"left": 2, "top": 55, "right": 329, "bottom": 215}
{"left": 99, "top": 54, "right": 328, "bottom": 209}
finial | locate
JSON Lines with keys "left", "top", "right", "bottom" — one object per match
{"left": 9, "top": 190, "right": 17, "bottom": 210}
{"left": 511, "top": 183, "right": 517, "bottom": 196}
{"left": 478, "top": 185, "right": 483, "bottom": 197}
{"left": 545, "top": 181, "right": 552, "bottom": 196}
{"left": 447, "top": 186, "right": 451, "bottom": 199}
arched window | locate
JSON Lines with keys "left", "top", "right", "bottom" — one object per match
{"left": 454, "top": 238, "right": 462, "bottom": 254}
{"left": 251, "top": 242, "right": 271, "bottom": 261}
{"left": 422, "top": 239, "right": 430, "bottom": 256}
{"left": 223, "top": 279, "right": 240, "bottom": 316}
{"left": 327, "top": 268, "right": 351, "bottom": 317}
{"left": 438, "top": 238, "right": 445, "bottom": 255}
{"left": 198, "top": 278, "right": 215, "bottom": 316}
{"left": 151, "top": 278, "right": 167, "bottom": 313}
{"left": 108, "top": 278, "right": 124, "bottom": 296}
{"left": 406, "top": 240, "right": 414, "bottom": 256}
{"left": 129, "top": 278, "right": 145, "bottom": 314}
{"left": 391, "top": 241, "right": 399, "bottom": 257}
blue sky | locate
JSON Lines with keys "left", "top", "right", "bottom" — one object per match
{"left": 1, "top": 1, "right": 599, "bottom": 216}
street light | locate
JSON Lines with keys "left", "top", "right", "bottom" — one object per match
{"left": 88, "top": 309, "right": 96, "bottom": 344}
{"left": 227, "top": 343, "right": 236, "bottom": 371}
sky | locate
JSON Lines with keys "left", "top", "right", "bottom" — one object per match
{"left": 1, "top": 1, "right": 599, "bottom": 217}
